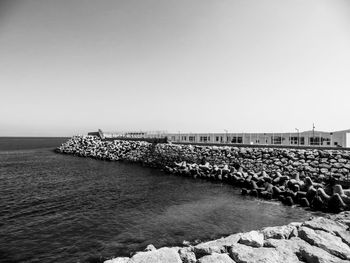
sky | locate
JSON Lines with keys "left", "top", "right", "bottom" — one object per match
{"left": 0, "top": 0, "right": 350, "bottom": 136}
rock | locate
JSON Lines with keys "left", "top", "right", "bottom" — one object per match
{"left": 194, "top": 233, "right": 241, "bottom": 256}
{"left": 197, "top": 253, "right": 236, "bottom": 263}
{"left": 334, "top": 184, "right": 345, "bottom": 195}
{"left": 298, "top": 226, "right": 350, "bottom": 260}
{"left": 302, "top": 217, "right": 348, "bottom": 235}
{"left": 238, "top": 231, "right": 264, "bottom": 248}
{"left": 329, "top": 211, "right": 350, "bottom": 227}
{"left": 144, "top": 244, "right": 156, "bottom": 251}
{"left": 300, "top": 197, "right": 310, "bottom": 207}
{"left": 284, "top": 196, "right": 294, "bottom": 206}
{"left": 104, "top": 258, "right": 130, "bottom": 263}
{"left": 228, "top": 243, "right": 300, "bottom": 263}
{"left": 336, "top": 230, "right": 350, "bottom": 247}
{"left": 262, "top": 224, "right": 299, "bottom": 239}
{"left": 128, "top": 247, "right": 182, "bottom": 263}
{"left": 178, "top": 247, "right": 196, "bottom": 263}
{"left": 265, "top": 237, "right": 349, "bottom": 263}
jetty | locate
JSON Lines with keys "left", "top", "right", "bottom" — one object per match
{"left": 56, "top": 135, "right": 350, "bottom": 262}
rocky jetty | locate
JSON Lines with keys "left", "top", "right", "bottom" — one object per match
{"left": 57, "top": 136, "right": 350, "bottom": 213}
{"left": 104, "top": 212, "right": 350, "bottom": 263}
{"left": 57, "top": 136, "right": 350, "bottom": 262}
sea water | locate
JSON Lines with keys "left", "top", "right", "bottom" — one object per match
{"left": 0, "top": 137, "right": 322, "bottom": 262}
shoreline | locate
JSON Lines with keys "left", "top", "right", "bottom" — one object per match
{"left": 56, "top": 136, "right": 350, "bottom": 261}
{"left": 104, "top": 211, "right": 350, "bottom": 263}
{"left": 56, "top": 135, "right": 350, "bottom": 213}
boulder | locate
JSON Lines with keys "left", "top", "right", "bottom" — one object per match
{"left": 104, "top": 258, "right": 130, "bottom": 263}
{"left": 197, "top": 253, "right": 236, "bottom": 263}
{"left": 228, "top": 243, "right": 300, "bottom": 263}
{"left": 194, "top": 233, "right": 241, "bottom": 256}
{"left": 302, "top": 217, "right": 348, "bottom": 235}
{"left": 298, "top": 226, "right": 350, "bottom": 260}
{"left": 144, "top": 244, "right": 156, "bottom": 251}
{"left": 329, "top": 211, "right": 350, "bottom": 227}
{"left": 238, "top": 231, "right": 264, "bottom": 248}
{"left": 336, "top": 230, "right": 350, "bottom": 247}
{"left": 262, "top": 223, "right": 299, "bottom": 239}
{"left": 178, "top": 247, "right": 196, "bottom": 263}
{"left": 128, "top": 247, "right": 182, "bottom": 263}
{"left": 265, "top": 237, "right": 349, "bottom": 263}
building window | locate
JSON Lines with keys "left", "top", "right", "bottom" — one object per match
{"left": 200, "top": 136, "right": 209, "bottom": 142}
{"left": 189, "top": 136, "right": 195, "bottom": 142}
{"left": 171, "top": 136, "right": 176, "bottom": 141}
{"left": 231, "top": 136, "right": 243, "bottom": 143}
{"left": 272, "top": 136, "right": 282, "bottom": 144}
{"left": 309, "top": 137, "right": 320, "bottom": 145}
{"left": 321, "top": 137, "right": 330, "bottom": 145}
{"left": 215, "top": 136, "right": 219, "bottom": 142}
{"left": 290, "top": 136, "right": 299, "bottom": 145}
{"left": 181, "top": 136, "right": 187, "bottom": 141}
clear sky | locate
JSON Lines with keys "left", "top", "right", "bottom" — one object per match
{"left": 1, "top": 0, "right": 350, "bottom": 136}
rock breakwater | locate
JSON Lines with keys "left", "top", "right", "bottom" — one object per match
{"left": 104, "top": 212, "right": 350, "bottom": 263}
{"left": 57, "top": 136, "right": 350, "bottom": 213}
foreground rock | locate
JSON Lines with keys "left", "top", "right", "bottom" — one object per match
{"left": 238, "top": 231, "right": 264, "bottom": 247}
{"left": 197, "top": 253, "right": 235, "bottom": 263}
{"left": 104, "top": 212, "right": 350, "bottom": 263}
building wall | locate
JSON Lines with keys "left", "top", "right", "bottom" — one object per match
{"left": 167, "top": 130, "right": 350, "bottom": 148}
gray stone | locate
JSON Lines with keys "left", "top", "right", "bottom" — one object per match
{"left": 104, "top": 258, "right": 130, "bottom": 263}
{"left": 128, "top": 247, "right": 182, "bottom": 263}
{"left": 302, "top": 217, "right": 348, "bottom": 235}
{"left": 197, "top": 253, "right": 236, "bottom": 263}
{"left": 238, "top": 231, "right": 264, "bottom": 247}
{"left": 194, "top": 233, "right": 241, "bottom": 256}
{"left": 265, "top": 237, "right": 349, "bottom": 263}
{"left": 298, "top": 226, "right": 350, "bottom": 260}
{"left": 336, "top": 230, "right": 350, "bottom": 247}
{"left": 228, "top": 243, "right": 300, "bottom": 263}
{"left": 262, "top": 223, "right": 299, "bottom": 239}
{"left": 144, "top": 244, "right": 156, "bottom": 251}
{"left": 178, "top": 247, "right": 196, "bottom": 263}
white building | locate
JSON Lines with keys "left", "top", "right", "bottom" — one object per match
{"left": 166, "top": 129, "right": 350, "bottom": 148}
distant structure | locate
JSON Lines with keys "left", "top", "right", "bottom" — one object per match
{"left": 167, "top": 129, "right": 350, "bottom": 148}
{"left": 88, "top": 129, "right": 350, "bottom": 148}
{"left": 88, "top": 130, "right": 168, "bottom": 142}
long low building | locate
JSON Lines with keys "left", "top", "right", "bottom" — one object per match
{"left": 166, "top": 129, "right": 350, "bottom": 148}
{"left": 90, "top": 129, "right": 350, "bottom": 148}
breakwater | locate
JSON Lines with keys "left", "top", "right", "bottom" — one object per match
{"left": 57, "top": 136, "right": 350, "bottom": 213}
{"left": 103, "top": 212, "right": 350, "bottom": 263}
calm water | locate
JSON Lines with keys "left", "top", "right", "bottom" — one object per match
{"left": 0, "top": 138, "right": 322, "bottom": 263}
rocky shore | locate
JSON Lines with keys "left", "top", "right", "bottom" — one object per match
{"left": 57, "top": 136, "right": 350, "bottom": 213}
{"left": 56, "top": 136, "right": 350, "bottom": 262}
{"left": 104, "top": 212, "right": 350, "bottom": 263}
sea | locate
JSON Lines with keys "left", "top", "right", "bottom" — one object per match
{"left": 0, "top": 137, "right": 323, "bottom": 263}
